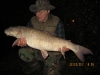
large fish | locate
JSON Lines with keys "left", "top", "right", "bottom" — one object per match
{"left": 4, "top": 26, "right": 93, "bottom": 62}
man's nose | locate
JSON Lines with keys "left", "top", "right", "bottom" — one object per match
{"left": 36, "top": 12, "right": 41, "bottom": 17}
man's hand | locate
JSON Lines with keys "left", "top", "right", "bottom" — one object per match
{"left": 17, "top": 37, "right": 27, "bottom": 47}
{"left": 58, "top": 40, "right": 71, "bottom": 52}
{"left": 58, "top": 46, "right": 69, "bottom": 52}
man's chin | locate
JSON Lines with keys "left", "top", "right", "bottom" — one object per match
{"left": 38, "top": 20, "right": 43, "bottom": 22}
{"left": 36, "top": 17, "right": 42, "bottom": 22}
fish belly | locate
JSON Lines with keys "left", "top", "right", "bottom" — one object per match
{"left": 26, "top": 36, "right": 70, "bottom": 52}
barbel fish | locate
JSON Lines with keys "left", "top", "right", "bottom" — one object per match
{"left": 4, "top": 26, "right": 93, "bottom": 62}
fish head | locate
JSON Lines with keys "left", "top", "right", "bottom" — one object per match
{"left": 4, "top": 26, "right": 22, "bottom": 38}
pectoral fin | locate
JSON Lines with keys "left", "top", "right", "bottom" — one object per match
{"left": 12, "top": 38, "right": 20, "bottom": 47}
{"left": 41, "top": 50, "right": 48, "bottom": 59}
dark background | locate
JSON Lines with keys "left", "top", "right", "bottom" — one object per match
{"left": 0, "top": 0, "right": 100, "bottom": 75}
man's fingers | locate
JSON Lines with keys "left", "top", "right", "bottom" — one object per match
{"left": 17, "top": 38, "right": 25, "bottom": 47}
{"left": 63, "top": 46, "right": 66, "bottom": 50}
{"left": 23, "top": 38, "right": 27, "bottom": 45}
{"left": 63, "top": 46, "right": 70, "bottom": 52}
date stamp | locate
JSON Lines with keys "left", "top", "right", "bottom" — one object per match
{"left": 69, "top": 63, "right": 94, "bottom": 66}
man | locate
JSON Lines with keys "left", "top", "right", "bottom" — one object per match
{"left": 17, "top": 0, "right": 69, "bottom": 75}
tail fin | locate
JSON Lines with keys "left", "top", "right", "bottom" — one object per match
{"left": 74, "top": 45, "right": 93, "bottom": 62}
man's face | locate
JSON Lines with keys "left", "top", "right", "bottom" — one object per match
{"left": 35, "top": 10, "right": 50, "bottom": 22}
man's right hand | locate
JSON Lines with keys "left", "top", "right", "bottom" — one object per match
{"left": 17, "top": 37, "right": 27, "bottom": 47}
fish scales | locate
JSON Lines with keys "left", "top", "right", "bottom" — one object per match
{"left": 21, "top": 27, "right": 75, "bottom": 51}
{"left": 12, "top": 26, "right": 74, "bottom": 51}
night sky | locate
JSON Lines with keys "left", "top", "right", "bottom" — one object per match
{"left": 0, "top": 0, "right": 100, "bottom": 75}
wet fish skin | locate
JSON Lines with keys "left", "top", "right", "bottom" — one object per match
{"left": 4, "top": 26, "right": 93, "bottom": 62}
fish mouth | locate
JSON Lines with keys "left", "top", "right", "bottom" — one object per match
{"left": 4, "top": 33, "right": 8, "bottom": 36}
{"left": 4, "top": 30, "right": 7, "bottom": 34}
{"left": 4, "top": 30, "right": 9, "bottom": 36}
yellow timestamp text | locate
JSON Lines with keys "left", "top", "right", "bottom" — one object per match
{"left": 69, "top": 63, "right": 94, "bottom": 66}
